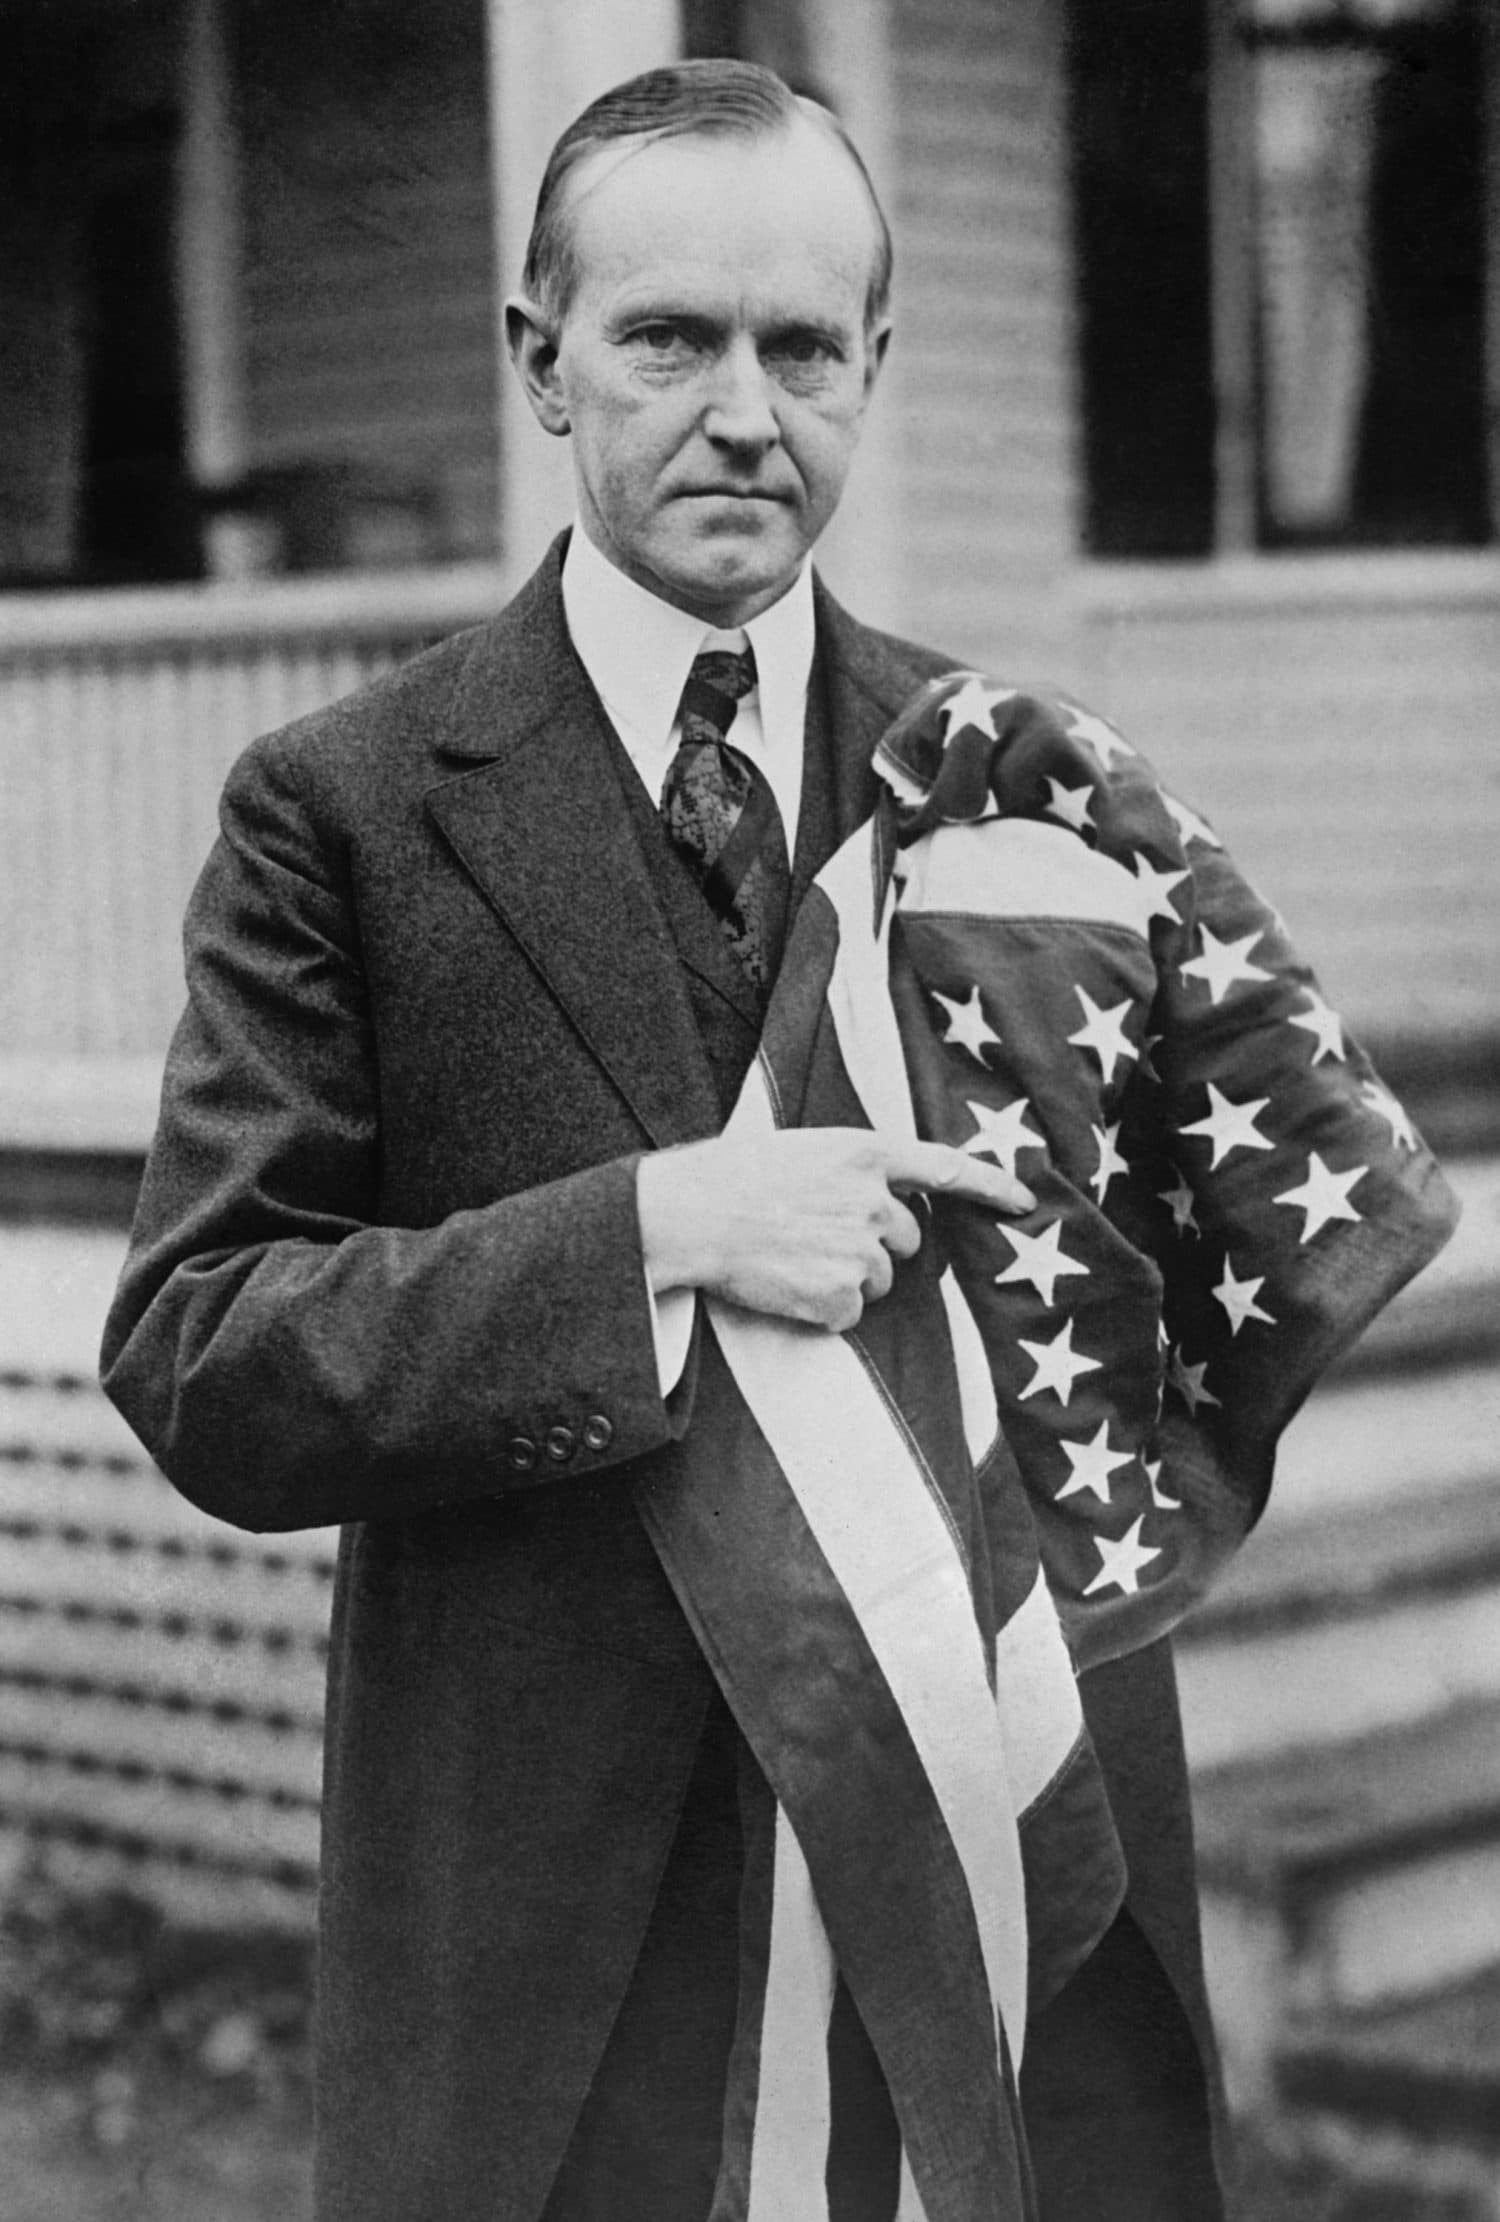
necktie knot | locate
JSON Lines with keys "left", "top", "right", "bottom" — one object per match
{"left": 678, "top": 646, "right": 758, "bottom": 742}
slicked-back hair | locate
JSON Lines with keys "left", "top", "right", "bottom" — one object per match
{"left": 520, "top": 59, "right": 893, "bottom": 333}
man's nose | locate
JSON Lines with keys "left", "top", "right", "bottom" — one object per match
{"left": 702, "top": 337, "right": 780, "bottom": 453}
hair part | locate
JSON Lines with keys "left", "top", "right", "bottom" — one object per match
{"left": 521, "top": 58, "right": 893, "bottom": 333}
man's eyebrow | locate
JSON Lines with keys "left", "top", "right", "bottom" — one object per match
{"left": 607, "top": 297, "right": 725, "bottom": 330}
{"left": 761, "top": 317, "right": 849, "bottom": 349}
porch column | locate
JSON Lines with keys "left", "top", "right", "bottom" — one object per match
{"left": 484, "top": 0, "right": 682, "bottom": 574}
{"left": 798, "top": 0, "right": 902, "bottom": 630}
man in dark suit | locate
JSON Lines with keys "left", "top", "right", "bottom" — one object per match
{"left": 102, "top": 61, "right": 1228, "bottom": 2222}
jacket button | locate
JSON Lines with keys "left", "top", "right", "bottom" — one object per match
{"left": 545, "top": 1424, "right": 576, "bottom": 1464}
{"left": 582, "top": 1413, "right": 613, "bottom": 1453}
{"left": 507, "top": 1435, "right": 537, "bottom": 1473}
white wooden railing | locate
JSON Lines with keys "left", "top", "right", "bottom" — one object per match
{"left": 0, "top": 566, "right": 510, "bottom": 1120}
{"left": 1069, "top": 551, "right": 1500, "bottom": 1047}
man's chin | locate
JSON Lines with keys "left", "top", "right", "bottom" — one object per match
{"left": 647, "top": 530, "right": 805, "bottom": 624}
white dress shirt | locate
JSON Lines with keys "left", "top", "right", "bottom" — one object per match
{"left": 560, "top": 525, "right": 817, "bottom": 1393}
{"left": 561, "top": 523, "right": 814, "bottom": 854}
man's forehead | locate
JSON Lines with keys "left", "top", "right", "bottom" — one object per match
{"left": 561, "top": 122, "right": 881, "bottom": 294}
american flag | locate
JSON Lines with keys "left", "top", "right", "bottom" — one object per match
{"left": 633, "top": 672, "right": 1455, "bottom": 2222}
{"left": 873, "top": 675, "right": 1456, "bottom": 1666}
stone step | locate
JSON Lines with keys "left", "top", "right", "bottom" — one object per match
{"left": 1194, "top": 1703, "right": 1500, "bottom": 2110}
{"left": 1177, "top": 1471, "right": 1500, "bottom": 1770}
{"left": 1275, "top": 1966, "right": 1500, "bottom": 2186}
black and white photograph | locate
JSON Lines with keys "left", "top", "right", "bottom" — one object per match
{"left": 0, "top": 2, "right": 1495, "bottom": 2216}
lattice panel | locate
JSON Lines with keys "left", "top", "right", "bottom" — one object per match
{"left": 0, "top": 1364, "right": 336, "bottom": 1927}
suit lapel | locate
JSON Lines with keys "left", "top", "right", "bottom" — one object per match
{"left": 423, "top": 546, "right": 723, "bottom": 1149}
{"left": 421, "top": 550, "right": 954, "bottom": 1148}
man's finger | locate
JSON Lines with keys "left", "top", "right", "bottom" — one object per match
{"left": 885, "top": 1140, "right": 1036, "bottom": 1215}
{"left": 879, "top": 1195, "right": 924, "bottom": 1261}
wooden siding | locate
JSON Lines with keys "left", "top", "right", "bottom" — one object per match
{"left": 1071, "top": 556, "right": 1500, "bottom": 1045}
{"left": 236, "top": 0, "right": 500, "bottom": 561}
{"left": 885, "top": 0, "right": 1079, "bottom": 669}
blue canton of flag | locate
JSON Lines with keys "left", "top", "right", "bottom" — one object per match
{"left": 874, "top": 677, "right": 1459, "bottom": 1667}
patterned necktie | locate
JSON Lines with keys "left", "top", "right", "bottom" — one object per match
{"left": 661, "top": 646, "right": 792, "bottom": 1000}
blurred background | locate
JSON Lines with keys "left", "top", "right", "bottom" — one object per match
{"left": 0, "top": 0, "right": 1497, "bottom": 2214}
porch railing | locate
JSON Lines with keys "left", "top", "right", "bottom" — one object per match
{"left": 0, "top": 566, "right": 510, "bottom": 1113}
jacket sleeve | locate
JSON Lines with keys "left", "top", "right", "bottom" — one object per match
{"left": 99, "top": 729, "right": 692, "bottom": 1534}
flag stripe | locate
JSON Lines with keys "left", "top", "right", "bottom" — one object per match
{"left": 938, "top": 1267, "right": 1002, "bottom": 1472}
{"left": 635, "top": 1334, "right": 1018, "bottom": 2219}
{"left": 707, "top": 1257, "right": 1029, "bottom": 2063}
{"left": 744, "top": 1808, "right": 837, "bottom": 2222}
{"left": 897, "top": 2153, "right": 928, "bottom": 2221}
{"left": 896, "top": 818, "right": 1150, "bottom": 936}
{"left": 814, "top": 829, "right": 920, "bottom": 1145}
{"left": 993, "top": 1569, "right": 1085, "bottom": 1816}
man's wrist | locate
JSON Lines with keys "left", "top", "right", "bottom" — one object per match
{"left": 636, "top": 1142, "right": 714, "bottom": 1296}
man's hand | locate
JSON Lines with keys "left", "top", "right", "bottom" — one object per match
{"left": 637, "top": 1128, "right": 1035, "bottom": 1333}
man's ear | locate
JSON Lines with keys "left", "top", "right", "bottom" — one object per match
{"left": 505, "top": 296, "right": 570, "bottom": 437}
{"left": 863, "top": 317, "right": 892, "bottom": 402}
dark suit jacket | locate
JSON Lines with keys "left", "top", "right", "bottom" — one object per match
{"left": 101, "top": 539, "right": 1221, "bottom": 2220}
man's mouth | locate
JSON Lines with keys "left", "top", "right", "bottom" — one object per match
{"left": 680, "top": 486, "right": 787, "bottom": 503}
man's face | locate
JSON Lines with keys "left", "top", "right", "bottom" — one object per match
{"left": 511, "top": 124, "right": 889, "bottom": 625}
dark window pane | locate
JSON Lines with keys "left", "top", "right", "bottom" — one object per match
{"left": 1066, "top": 0, "right": 1217, "bottom": 558}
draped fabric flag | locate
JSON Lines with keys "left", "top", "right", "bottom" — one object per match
{"left": 635, "top": 676, "right": 1458, "bottom": 2222}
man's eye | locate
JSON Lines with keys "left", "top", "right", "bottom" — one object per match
{"left": 634, "top": 324, "right": 695, "bottom": 354}
{"left": 769, "top": 334, "right": 837, "bottom": 368}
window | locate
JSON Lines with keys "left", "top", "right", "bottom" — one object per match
{"left": 1068, "top": 0, "right": 1494, "bottom": 555}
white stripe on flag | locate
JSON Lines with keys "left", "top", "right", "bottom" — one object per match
{"left": 746, "top": 1808, "right": 838, "bottom": 2222}
{"left": 939, "top": 1266, "right": 1001, "bottom": 1470}
{"left": 895, "top": 817, "right": 1151, "bottom": 938}
{"left": 994, "top": 1568, "right": 1085, "bottom": 1815}
{"left": 707, "top": 1273, "right": 1029, "bottom": 2063}
{"left": 816, "top": 828, "right": 919, "bottom": 1145}
{"left": 896, "top": 2151, "right": 929, "bottom": 2222}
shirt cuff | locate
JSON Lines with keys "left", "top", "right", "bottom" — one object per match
{"left": 646, "top": 1277, "right": 696, "bottom": 1396}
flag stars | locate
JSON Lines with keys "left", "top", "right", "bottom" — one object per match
{"left": 1274, "top": 1153, "right": 1368, "bottom": 1244}
{"left": 1090, "top": 1121, "right": 1130, "bottom": 1204}
{"left": 1044, "top": 777, "right": 1097, "bottom": 834}
{"left": 1212, "top": 1258, "right": 1277, "bottom": 1336}
{"left": 1180, "top": 927, "right": 1272, "bottom": 1007}
{"left": 1056, "top": 1420, "right": 1136, "bottom": 1503}
{"left": 1018, "top": 1318, "right": 1102, "bottom": 1408}
{"left": 1084, "top": 1516, "right": 1163, "bottom": 1598}
{"left": 939, "top": 677, "right": 1016, "bottom": 745}
{"left": 1168, "top": 1345, "right": 1222, "bottom": 1414}
{"left": 961, "top": 1097, "right": 1045, "bottom": 1178}
{"left": 1060, "top": 703, "right": 1136, "bottom": 770}
{"left": 1160, "top": 792, "right": 1222, "bottom": 849}
{"left": 1289, "top": 990, "right": 1347, "bottom": 1065}
{"left": 1067, "top": 987, "right": 1139, "bottom": 1087}
{"left": 1361, "top": 1080, "right": 1418, "bottom": 1152}
{"left": 931, "top": 984, "right": 1001, "bottom": 1063}
{"left": 994, "top": 1219, "right": 1090, "bottom": 1307}
{"left": 1130, "top": 852, "right": 1190, "bottom": 927}
{"left": 1158, "top": 1173, "right": 1201, "bottom": 1237}
{"left": 1180, "top": 1083, "right": 1274, "bottom": 1170}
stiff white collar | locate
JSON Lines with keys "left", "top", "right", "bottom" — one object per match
{"left": 560, "top": 524, "right": 814, "bottom": 849}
